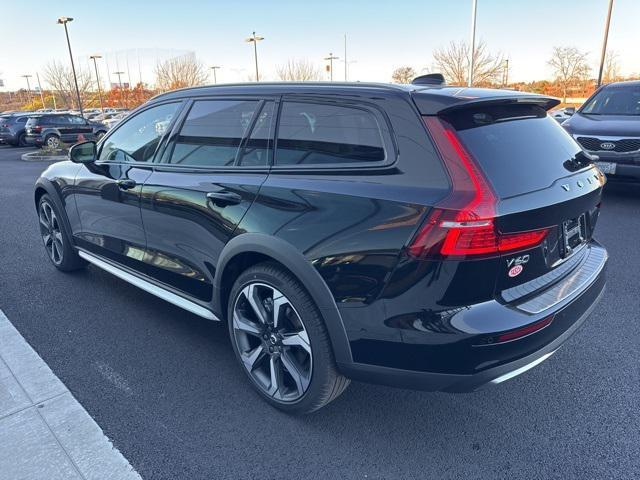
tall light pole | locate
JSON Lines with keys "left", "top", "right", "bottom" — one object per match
{"left": 344, "top": 34, "right": 348, "bottom": 81}
{"left": 90, "top": 55, "right": 105, "bottom": 114}
{"left": 467, "top": 0, "right": 478, "bottom": 87}
{"left": 210, "top": 65, "right": 221, "bottom": 84}
{"left": 597, "top": 0, "right": 615, "bottom": 87}
{"left": 57, "top": 16, "right": 84, "bottom": 117}
{"left": 245, "top": 32, "right": 264, "bottom": 81}
{"left": 324, "top": 53, "right": 339, "bottom": 81}
{"left": 36, "top": 73, "right": 46, "bottom": 109}
{"left": 21, "top": 75, "right": 33, "bottom": 104}
{"left": 114, "top": 71, "right": 126, "bottom": 108}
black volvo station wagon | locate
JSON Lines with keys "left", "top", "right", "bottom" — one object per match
{"left": 34, "top": 80, "right": 607, "bottom": 413}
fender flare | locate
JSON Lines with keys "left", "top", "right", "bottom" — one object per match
{"left": 215, "top": 233, "right": 353, "bottom": 365}
{"left": 34, "top": 178, "right": 74, "bottom": 242}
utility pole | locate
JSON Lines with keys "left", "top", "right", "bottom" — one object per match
{"left": 344, "top": 34, "right": 348, "bottom": 81}
{"left": 21, "top": 75, "right": 33, "bottom": 104}
{"left": 114, "top": 71, "right": 126, "bottom": 108}
{"left": 36, "top": 73, "right": 46, "bottom": 109}
{"left": 210, "top": 66, "right": 221, "bottom": 84}
{"left": 597, "top": 0, "right": 614, "bottom": 87}
{"left": 57, "top": 17, "right": 84, "bottom": 117}
{"left": 503, "top": 58, "right": 509, "bottom": 87}
{"left": 324, "top": 53, "right": 339, "bottom": 81}
{"left": 90, "top": 55, "right": 105, "bottom": 114}
{"left": 245, "top": 31, "right": 264, "bottom": 81}
{"left": 468, "top": 0, "right": 478, "bottom": 87}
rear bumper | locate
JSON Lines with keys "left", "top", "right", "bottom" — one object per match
{"left": 24, "top": 135, "right": 43, "bottom": 146}
{"left": 0, "top": 133, "right": 16, "bottom": 144}
{"left": 338, "top": 243, "right": 607, "bottom": 392}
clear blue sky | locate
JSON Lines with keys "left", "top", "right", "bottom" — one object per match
{"left": 1, "top": 0, "right": 638, "bottom": 90}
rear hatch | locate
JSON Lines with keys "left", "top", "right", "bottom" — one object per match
{"left": 0, "top": 116, "right": 12, "bottom": 133}
{"left": 25, "top": 116, "right": 42, "bottom": 135}
{"left": 412, "top": 93, "right": 605, "bottom": 304}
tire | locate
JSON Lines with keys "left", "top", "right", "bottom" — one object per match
{"left": 95, "top": 131, "right": 106, "bottom": 140}
{"left": 17, "top": 132, "right": 27, "bottom": 147}
{"left": 44, "top": 134, "right": 60, "bottom": 149}
{"left": 228, "top": 262, "right": 350, "bottom": 414}
{"left": 37, "top": 194, "right": 87, "bottom": 272}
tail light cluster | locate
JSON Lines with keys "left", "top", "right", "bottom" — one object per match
{"left": 408, "top": 117, "right": 550, "bottom": 260}
{"left": 31, "top": 125, "right": 43, "bottom": 133}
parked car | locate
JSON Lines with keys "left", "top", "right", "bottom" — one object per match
{"left": 25, "top": 113, "right": 108, "bottom": 148}
{"left": 550, "top": 106, "right": 576, "bottom": 123}
{"left": 563, "top": 80, "right": 640, "bottom": 181}
{"left": 34, "top": 81, "right": 607, "bottom": 414}
{"left": 0, "top": 112, "right": 35, "bottom": 146}
{"left": 103, "top": 112, "right": 129, "bottom": 129}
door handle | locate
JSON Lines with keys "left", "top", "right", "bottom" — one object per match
{"left": 206, "top": 191, "right": 242, "bottom": 207}
{"left": 117, "top": 179, "right": 137, "bottom": 190}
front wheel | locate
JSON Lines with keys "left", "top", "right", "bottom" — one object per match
{"left": 228, "top": 263, "right": 349, "bottom": 414}
{"left": 38, "top": 194, "right": 86, "bottom": 272}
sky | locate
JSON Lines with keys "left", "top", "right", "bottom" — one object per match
{"left": 1, "top": 0, "right": 639, "bottom": 91}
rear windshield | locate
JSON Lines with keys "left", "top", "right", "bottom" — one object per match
{"left": 581, "top": 84, "right": 640, "bottom": 116}
{"left": 443, "top": 104, "right": 584, "bottom": 199}
{"left": 25, "top": 117, "right": 40, "bottom": 126}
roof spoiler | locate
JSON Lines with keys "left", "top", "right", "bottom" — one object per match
{"left": 412, "top": 73, "right": 445, "bottom": 86}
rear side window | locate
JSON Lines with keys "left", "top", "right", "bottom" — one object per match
{"left": 168, "top": 100, "right": 261, "bottom": 167}
{"left": 443, "top": 104, "right": 584, "bottom": 198}
{"left": 275, "top": 102, "right": 386, "bottom": 166}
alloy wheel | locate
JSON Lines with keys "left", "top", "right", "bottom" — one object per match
{"left": 232, "top": 282, "right": 312, "bottom": 402}
{"left": 46, "top": 136, "right": 60, "bottom": 149}
{"left": 39, "top": 201, "right": 64, "bottom": 265}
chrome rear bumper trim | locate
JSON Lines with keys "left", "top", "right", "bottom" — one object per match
{"left": 78, "top": 250, "right": 219, "bottom": 321}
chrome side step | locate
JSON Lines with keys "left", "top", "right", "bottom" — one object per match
{"left": 78, "top": 250, "right": 220, "bottom": 321}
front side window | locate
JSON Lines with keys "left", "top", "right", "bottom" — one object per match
{"left": 275, "top": 102, "right": 386, "bottom": 166}
{"left": 69, "top": 115, "right": 86, "bottom": 124}
{"left": 581, "top": 85, "right": 640, "bottom": 116}
{"left": 168, "top": 100, "right": 260, "bottom": 167}
{"left": 99, "top": 102, "right": 179, "bottom": 163}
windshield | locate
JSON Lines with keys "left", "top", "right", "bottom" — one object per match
{"left": 581, "top": 84, "right": 640, "bottom": 116}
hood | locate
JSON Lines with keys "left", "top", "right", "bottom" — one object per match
{"left": 563, "top": 112, "right": 640, "bottom": 137}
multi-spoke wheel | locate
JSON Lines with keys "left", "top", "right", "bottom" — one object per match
{"left": 44, "top": 134, "right": 60, "bottom": 149}
{"left": 37, "top": 194, "right": 86, "bottom": 272}
{"left": 39, "top": 200, "right": 64, "bottom": 265}
{"left": 228, "top": 263, "right": 350, "bottom": 414}
{"left": 232, "top": 282, "right": 312, "bottom": 402}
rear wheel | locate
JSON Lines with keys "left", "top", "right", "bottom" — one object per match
{"left": 44, "top": 134, "right": 60, "bottom": 149}
{"left": 228, "top": 262, "right": 349, "bottom": 414}
{"left": 95, "top": 131, "right": 106, "bottom": 140}
{"left": 17, "top": 132, "right": 27, "bottom": 147}
{"left": 38, "top": 194, "right": 86, "bottom": 272}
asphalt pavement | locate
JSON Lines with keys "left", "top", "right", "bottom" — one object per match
{"left": 0, "top": 145, "right": 638, "bottom": 479}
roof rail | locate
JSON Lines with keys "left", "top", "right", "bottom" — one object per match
{"left": 412, "top": 73, "right": 446, "bottom": 86}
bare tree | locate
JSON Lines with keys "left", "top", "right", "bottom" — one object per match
{"left": 547, "top": 46, "right": 591, "bottom": 103}
{"left": 276, "top": 59, "right": 321, "bottom": 81}
{"left": 391, "top": 66, "right": 417, "bottom": 84}
{"left": 155, "top": 54, "right": 208, "bottom": 91}
{"left": 603, "top": 50, "right": 621, "bottom": 84}
{"left": 432, "top": 41, "right": 504, "bottom": 86}
{"left": 43, "top": 61, "right": 93, "bottom": 109}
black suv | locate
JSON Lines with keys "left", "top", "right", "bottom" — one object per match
{"left": 34, "top": 82, "right": 607, "bottom": 413}
{"left": 25, "top": 113, "right": 108, "bottom": 148}
{"left": 563, "top": 80, "right": 640, "bottom": 181}
{"left": 0, "top": 112, "right": 33, "bottom": 146}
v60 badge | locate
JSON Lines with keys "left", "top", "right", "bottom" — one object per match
{"left": 507, "top": 254, "right": 529, "bottom": 278}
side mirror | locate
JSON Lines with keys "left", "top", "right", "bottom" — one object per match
{"left": 69, "top": 140, "right": 97, "bottom": 163}
{"left": 565, "top": 107, "right": 575, "bottom": 116}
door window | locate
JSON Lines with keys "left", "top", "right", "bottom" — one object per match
{"left": 99, "top": 102, "right": 179, "bottom": 163}
{"left": 69, "top": 115, "right": 86, "bottom": 125}
{"left": 275, "top": 102, "right": 386, "bottom": 166}
{"left": 167, "top": 100, "right": 261, "bottom": 167}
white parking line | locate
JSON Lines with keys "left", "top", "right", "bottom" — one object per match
{"left": 0, "top": 309, "right": 142, "bottom": 480}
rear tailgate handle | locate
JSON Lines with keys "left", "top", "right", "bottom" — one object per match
{"left": 206, "top": 191, "right": 242, "bottom": 207}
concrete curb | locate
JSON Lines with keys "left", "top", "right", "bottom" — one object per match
{"left": 21, "top": 152, "right": 67, "bottom": 162}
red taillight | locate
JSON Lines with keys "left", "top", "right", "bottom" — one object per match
{"left": 32, "top": 126, "right": 42, "bottom": 133}
{"left": 409, "top": 117, "right": 550, "bottom": 259}
{"left": 495, "top": 315, "right": 554, "bottom": 343}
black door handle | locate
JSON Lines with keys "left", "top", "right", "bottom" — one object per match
{"left": 206, "top": 191, "right": 242, "bottom": 207}
{"left": 117, "top": 179, "right": 137, "bottom": 190}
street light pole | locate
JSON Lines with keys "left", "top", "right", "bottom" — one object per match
{"left": 210, "top": 66, "right": 221, "bottom": 84}
{"left": 57, "top": 17, "right": 84, "bottom": 117}
{"left": 344, "top": 34, "right": 347, "bottom": 81}
{"left": 36, "top": 73, "right": 46, "bottom": 109}
{"left": 468, "top": 0, "right": 478, "bottom": 87}
{"left": 324, "top": 53, "right": 339, "bottom": 81}
{"left": 245, "top": 32, "right": 264, "bottom": 81}
{"left": 597, "top": 0, "right": 615, "bottom": 87}
{"left": 90, "top": 55, "right": 105, "bottom": 114}
{"left": 21, "top": 75, "right": 33, "bottom": 104}
{"left": 114, "top": 71, "right": 125, "bottom": 108}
